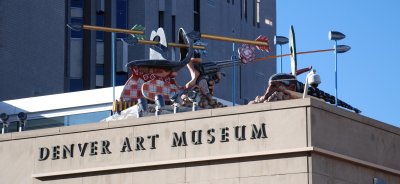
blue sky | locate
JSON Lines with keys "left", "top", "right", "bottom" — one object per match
{"left": 276, "top": 0, "right": 400, "bottom": 127}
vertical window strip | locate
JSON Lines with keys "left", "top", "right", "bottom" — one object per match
{"left": 158, "top": 11, "right": 164, "bottom": 28}
{"left": 253, "top": 0, "right": 256, "bottom": 26}
{"left": 172, "top": 16, "right": 176, "bottom": 42}
{"left": 244, "top": 0, "right": 247, "bottom": 21}
{"left": 240, "top": 0, "right": 243, "bottom": 19}
{"left": 256, "top": 0, "right": 260, "bottom": 27}
{"left": 194, "top": 0, "right": 200, "bottom": 31}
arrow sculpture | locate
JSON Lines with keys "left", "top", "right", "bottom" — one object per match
{"left": 69, "top": 24, "right": 340, "bottom": 65}
{"left": 68, "top": 24, "right": 207, "bottom": 50}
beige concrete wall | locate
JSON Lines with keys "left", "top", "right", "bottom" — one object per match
{"left": 0, "top": 99, "right": 399, "bottom": 184}
{"left": 309, "top": 102, "right": 400, "bottom": 171}
{"left": 0, "top": 100, "right": 310, "bottom": 184}
{"left": 311, "top": 153, "right": 400, "bottom": 184}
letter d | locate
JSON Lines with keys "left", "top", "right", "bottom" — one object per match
{"left": 38, "top": 147, "right": 50, "bottom": 161}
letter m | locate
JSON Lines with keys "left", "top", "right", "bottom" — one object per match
{"left": 172, "top": 132, "right": 188, "bottom": 147}
{"left": 251, "top": 123, "right": 267, "bottom": 139}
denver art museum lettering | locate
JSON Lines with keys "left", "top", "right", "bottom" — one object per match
{"left": 38, "top": 123, "right": 267, "bottom": 161}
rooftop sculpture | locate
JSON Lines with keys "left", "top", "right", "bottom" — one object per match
{"left": 67, "top": 23, "right": 360, "bottom": 118}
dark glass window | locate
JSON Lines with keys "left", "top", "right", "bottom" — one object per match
{"left": 116, "top": 73, "right": 128, "bottom": 86}
{"left": 27, "top": 117, "right": 65, "bottom": 130}
{"left": 172, "top": 16, "right": 176, "bottom": 42}
{"left": 194, "top": 0, "right": 200, "bottom": 31}
{"left": 96, "top": 64, "right": 104, "bottom": 75}
{"left": 244, "top": 0, "right": 247, "bottom": 21}
{"left": 96, "top": 14, "right": 104, "bottom": 40}
{"left": 70, "top": 78, "right": 83, "bottom": 92}
{"left": 116, "top": 0, "right": 128, "bottom": 38}
{"left": 4, "top": 110, "right": 111, "bottom": 132}
{"left": 71, "top": 0, "right": 83, "bottom": 8}
{"left": 5, "top": 116, "right": 64, "bottom": 133}
{"left": 158, "top": 11, "right": 164, "bottom": 28}
{"left": 71, "top": 17, "right": 84, "bottom": 38}
{"left": 65, "top": 111, "right": 110, "bottom": 126}
{"left": 253, "top": 0, "right": 256, "bottom": 26}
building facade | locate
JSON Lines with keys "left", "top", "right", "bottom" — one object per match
{"left": 0, "top": 0, "right": 276, "bottom": 103}
{"left": 0, "top": 99, "right": 399, "bottom": 184}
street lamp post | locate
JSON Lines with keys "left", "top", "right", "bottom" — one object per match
{"left": 329, "top": 31, "right": 350, "bottom": 106}
{"left": 111, "top": 32, "right": 116, "bottom": 104}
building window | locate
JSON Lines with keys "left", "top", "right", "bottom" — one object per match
{"left": 253, "top": 0, "right": 260, "bottom": 27}
{"left": 70, "top": 17, "right": 84, "bottom": 38}
{"left": 70, "top": 0, "right": 83, "bottom": 39}
{"left": 158, "top": 11, "right": 164, "bottom": 28}
{"left": 256, "top": 0, "right": 260, "bottom": 27}
{"left": 240, "top": 0, "right": 242, "bottom": 19}
{"left": 172, "top": 15, "right": 176, "bottom": 42}
{"left": 71, "top": 0, "right": 83, "bottom": 8}
{"left": 194, "top": 0, "right": 200, "bottom": 31}
{"left": 116, "top": 0, "right": 128, "bottom": 38}
{"left": 70, "top": 0, "right": 84, "bottom": 92}
{"left": 116, "top": 72, "right": 128, "bottom": 86}
{"left": 96, "top": 13, "right": 104, "bottom": 40}
{"left": 243, "top": 0, "right": 247, "bottom": 21}
{"left": 70, "top": 79, "right": 83, "bottom": 92}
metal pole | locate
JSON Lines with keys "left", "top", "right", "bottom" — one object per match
{"left": 280, "top": 45, "right": 283, "bottom": 73}
{"left": 83, "top": 25, "right": 144, "bottom": 35}
{"left": 254, "top": 48, "right": 335, "bottom": 62}
{"left": 201, "top": 33, "right": 268, "bottom": 47}
{"left": 334, "top": 40, "right": 338, "bottom": 106}
{"left": 112, "top": 32, "right": 116, "bottom": 103}
{"left": 232, "top": 42, "right": 236, "bottom": 106}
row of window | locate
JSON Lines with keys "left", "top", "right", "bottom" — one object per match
{"left": 157, "top": 0, "right": 199, "bottom": 44}
{"left": 237, "top": 0, "right": 261, "bottom": 27}
{"left": 69, "top": 0, "right": 128, "bottom": 91}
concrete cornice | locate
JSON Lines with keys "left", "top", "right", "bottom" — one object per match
{"left": 309, "top": 99, "right": 400, "bottom": 136}
{"left": 1, "top": 98, "right": 398, "bottom": 141}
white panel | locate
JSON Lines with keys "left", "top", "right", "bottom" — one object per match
{"left": 96, "top": 41, "right": 104, "bottom": 64}
{"left": 70, "top": 38, "right": 83, "bottom": 78}
{"left": 116, "top": 39, "right": 128, "bottom": 72}
{"left": 70, "top": 7, "right": 83, "bottom": 18}
{"left": 171, "top": 0, "right": 177, "bottom": 15}
{"left": 96, "top": 75, "right": 104, "bottom": 87}
{"left": 159, "top": 0, "right": 165, "bottom": 11}
{"left": 96, "top": 0, "right": 105, "bottom": 12}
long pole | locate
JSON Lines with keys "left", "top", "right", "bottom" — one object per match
{"left": 83, "top": 25, "right": 144, "bottom": 35}
{"left": 112, "top": 32, "right": 116, "bottom": 104}
{"left": 334, "top": 41, "right": 338, "bottom": 106}
{"left": 254, "top": 48, "right": 335, "bottom": 61}
{"left": 82, "top": 25, "right": 206, "bottom": 50}
{"left": 280, "top": 45, "right": 283, "bottom": 72}
{"left": 232, "top": 43, "right": 236, "bottom": 106}
{"left": 82, "top": 25, "right": 269, "bottom": 48}
{"left": 207, "top": 48, "right": 337, "bottom": 64}
{"left": 201, "top": 33, "right": 268, "bottom": 47}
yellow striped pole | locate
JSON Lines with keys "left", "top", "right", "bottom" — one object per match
{"left": 201, "top": 33, "right": 269, "bottom": 47}
{"left": 82, "top": 25, "right": 206, "bottom": 50}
